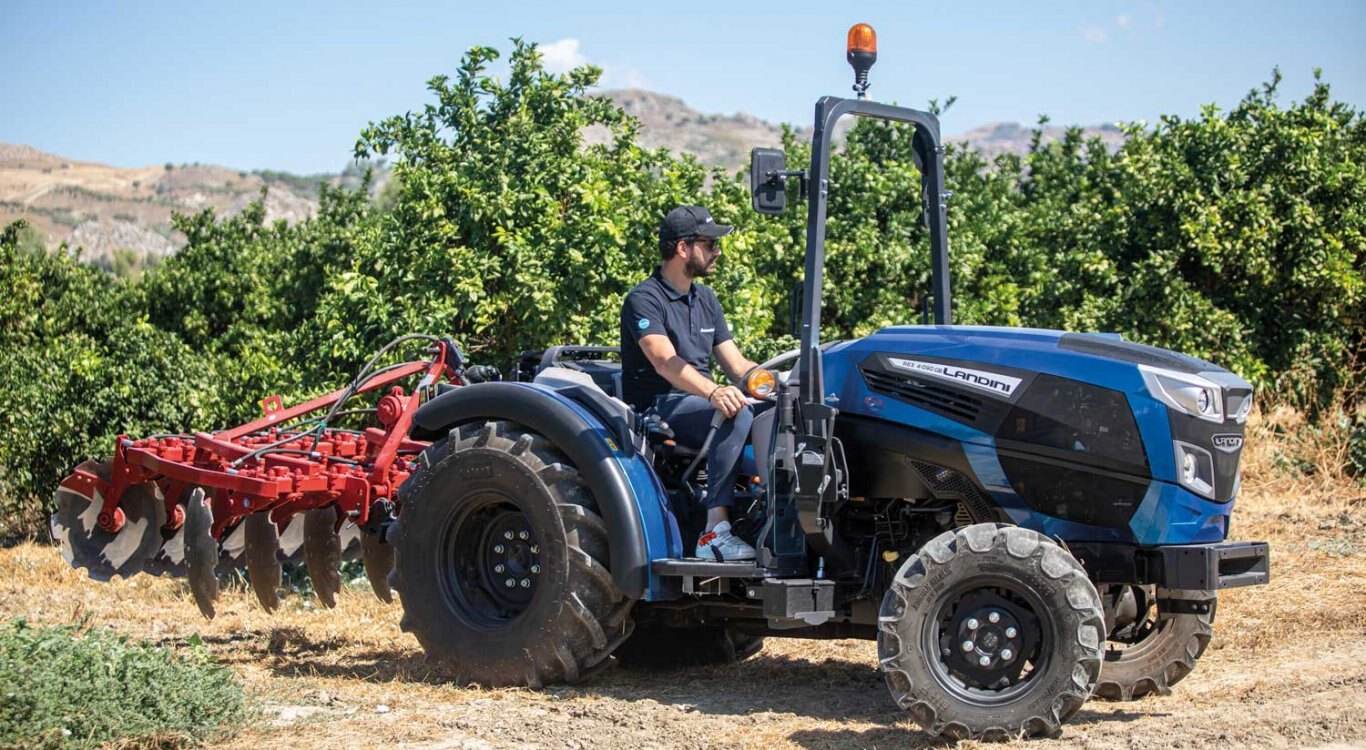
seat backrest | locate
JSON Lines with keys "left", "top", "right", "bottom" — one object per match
{"left": 533, "top": 367, "right": 636, "bottom": 449}
{"left": 533, "top": 366, "right": 599, "bottom": 391}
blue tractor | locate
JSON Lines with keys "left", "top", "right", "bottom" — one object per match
{"left": 392, "top": 24, "right": 1270, "bottom": 740}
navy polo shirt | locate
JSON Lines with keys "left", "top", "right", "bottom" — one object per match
{"left": 620, "top": 268, "right": 732, "bottom": 411}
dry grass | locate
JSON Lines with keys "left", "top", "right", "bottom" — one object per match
{"left": 3, "top": 404, "right": 1365, "bottom": 749}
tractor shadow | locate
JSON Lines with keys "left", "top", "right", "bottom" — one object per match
{"left": 244, "top": 629, "right": 1160, "bottom": 742}
{"left": 219, "top": 626, "right": 458, "bottom": 685}
{"left": 784, "top": 706, "right": 1162, "bottom": 749}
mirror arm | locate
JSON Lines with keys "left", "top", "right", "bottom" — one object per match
{"left": 766, "top": 169, "right": 809, "bottom": 200}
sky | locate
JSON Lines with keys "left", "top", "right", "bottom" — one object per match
{"left": 2, "top": 0, "right": 1363, "bottom": 174}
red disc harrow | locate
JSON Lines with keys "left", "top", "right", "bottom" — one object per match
{"left": 50, "top": 335, "right": 467, "bottom": 616}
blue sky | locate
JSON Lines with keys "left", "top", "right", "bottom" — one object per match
{"left": 3, "top": 0, "right": 1363, "bottom": 174}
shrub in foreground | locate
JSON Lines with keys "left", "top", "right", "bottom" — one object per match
{"left": 0, "top": 620, "right": 247, "bottom": 749}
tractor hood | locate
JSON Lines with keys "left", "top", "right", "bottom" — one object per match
{"left": 821, "top": 326, "right": 1253, "bottom": 520}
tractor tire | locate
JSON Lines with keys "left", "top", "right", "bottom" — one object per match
{"left": 1094, "top": 587, "right": 1215, "bottom": 701}
{"left": 878, "top": 524, "right": 1105, "bottom": 741}
{"left": 393, "top": 420, "right": 633, "bottom": 687}
{"left": 613, "top": 623, "right": 764, "bottom": 669}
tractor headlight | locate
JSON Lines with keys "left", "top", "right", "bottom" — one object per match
{"left": 1139, "top": 365, "right": 1224, "bottom": 423}
{"left": 1174, "top": 440, "right": 1216, "bottom": 498}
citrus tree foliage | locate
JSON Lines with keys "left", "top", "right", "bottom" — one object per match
{"left": 1, "top": 49, "right": 1363, "bottom": 533}
{"left": 0, "top": 222, "right": 216, "bottom": 536}
{"left": 342, "top": 41, "right": 722, "bottom": 364}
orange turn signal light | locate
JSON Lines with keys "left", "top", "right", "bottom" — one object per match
{"left": 745, "top": 368, "right": 777, "bottom": 399}
{"left": 847, "top": 23, "right": 877, "bottom": 55}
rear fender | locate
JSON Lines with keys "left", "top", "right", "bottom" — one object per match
{"left": 411, "top": 381, "right": 683, "bottom": 600}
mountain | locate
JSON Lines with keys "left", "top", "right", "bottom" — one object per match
{"left": 0, "top": 144, "right": 383, "bottom": 269}
{"left": 591, "top": 89, "right": 1125, "bottom": 169}
{"left": 952, "top": 120, "right": 1126, "bottom": 161}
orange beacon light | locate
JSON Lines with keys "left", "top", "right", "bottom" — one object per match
{"left": 846, "top": 24, "right": 878, "bottom": 98}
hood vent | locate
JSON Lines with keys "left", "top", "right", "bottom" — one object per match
{"left": 862, "top": 368, "right": 983, "bottom": 421}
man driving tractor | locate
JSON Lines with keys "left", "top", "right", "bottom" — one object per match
{"left": 619, "top": 205, "right": 761, "bottom": 562}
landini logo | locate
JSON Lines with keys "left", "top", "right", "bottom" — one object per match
{"left": 887, "top": 358, "right": 1022, "bottom": 398}
{"left": 1212, "top": 434, "right": 1244, "bottom": 453}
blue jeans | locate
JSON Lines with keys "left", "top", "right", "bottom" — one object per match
{"left": 654, "top": 392, "right": 754, "bottom": 510}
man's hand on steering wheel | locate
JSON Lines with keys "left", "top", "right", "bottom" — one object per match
{"left": 708, "top": 384, "right": 747, "bottom": 418}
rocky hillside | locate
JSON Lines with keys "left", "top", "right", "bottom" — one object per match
{"left": 0, "top": 144, "right": 379, "bottom": 270}
{"left": 592, "top": 89, "right": 1124, "bottom": 169}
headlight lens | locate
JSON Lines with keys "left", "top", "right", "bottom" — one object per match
{"left": 1139, "top": 365, "right": 1224, "bottom": 422}
{"left": 1174, "top": 440, "right": 1216, "bottom": 498}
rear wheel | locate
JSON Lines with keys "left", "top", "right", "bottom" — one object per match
{"left": 1094, "top": 585, "right": 1214, "bottom": 701}
{"left": 394, "top": 421, "right": 633, "bottom": 687}
{"left": 878, "top": 524, "right": 1105, "bottom": 741}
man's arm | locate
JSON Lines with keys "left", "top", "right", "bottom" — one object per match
{"left": 713, "top": 339, "right": 759, "bottom": 385}
{"left": 638, "top": 335, "right": 746, "bottom": 418}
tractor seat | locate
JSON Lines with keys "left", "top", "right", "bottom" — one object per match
{"left": 532, "top": 367, "right": 636, "bottom": 448}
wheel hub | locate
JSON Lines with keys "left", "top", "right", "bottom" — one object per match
{"left": 482, "top": 514, "right": 541, "bottom": 604}
{"left": 940, "top": 590, "right": 1040, "bottom": 690}
{"left": 444, "top": 497, "right": 544, "bottom": 626}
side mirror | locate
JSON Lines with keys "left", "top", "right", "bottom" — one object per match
{"left": 750, "top": 147, "right": 788, "bottom": 215}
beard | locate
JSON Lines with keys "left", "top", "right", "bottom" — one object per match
{"left": 685, "top": 251, "right": 716, "bottom": 278}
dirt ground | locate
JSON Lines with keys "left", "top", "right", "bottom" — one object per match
{"left": 4, "top": 411, "right": 1366, "bottom": 749}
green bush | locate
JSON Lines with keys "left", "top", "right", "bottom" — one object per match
{"left": 0, "top": 620, "right": 247, "bottom": 749}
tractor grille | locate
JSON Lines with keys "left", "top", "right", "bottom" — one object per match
{"left": 862, "top": 369, "right": 983, "bottom": 422}
{"left": 910, "top": 460, "right": 996, "bottom": 523}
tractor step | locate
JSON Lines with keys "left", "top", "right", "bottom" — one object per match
{"left": 651, "top": 558, "right": 763, "bottom": 578}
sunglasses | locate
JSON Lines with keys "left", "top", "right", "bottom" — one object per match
{"left": 686, "top": 236, "right": 721, "bottom": 252}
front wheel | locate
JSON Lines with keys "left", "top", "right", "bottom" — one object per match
{"left": 1094, "top": 585, "right": 1215, "bottom": 701}
{"left": 878, "top": 524, "right": 1105, "bottom": 741}
{"left": 393, "top": 421, "right": 633, "bottom": 687}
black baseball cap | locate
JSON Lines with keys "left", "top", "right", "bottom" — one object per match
{"left": 659, "top": 205, "right": 733, "bottom": 244}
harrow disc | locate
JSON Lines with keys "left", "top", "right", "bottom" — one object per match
{"left": 360, "top": 532, "right": 395, "bottom": 603}
{"left": 303, "top": 507, "right": 343, "bottom": 608}
{"left": 277, "top": 514, "right": 307, "bottom": 566}
{"left": 144, "top": 522, "right": 187, "bottom": 578}
{"left": 243, "top": 513, "right": 283, "bottom": 612}
{"left": 216, "top": 516, "right": 247, "bottom": 574}
{"left": 184, "top": 487, "right": 220, "bottom": 619}
{"left": 340, "top": 521, "right": 363, "bottom": 561}
{"left": 50, "top": 460, "right": 165, "bottom": 581}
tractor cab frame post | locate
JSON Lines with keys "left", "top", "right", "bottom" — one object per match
{"left": 796, "top": 96, "right": 953, "bottom": 415}
{"left": 769, "top": 97, "right": 954, "bottom": 573}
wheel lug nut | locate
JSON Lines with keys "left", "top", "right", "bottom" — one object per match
{"left": 494, "top": 544, "right": 504, "bottom": 553}
{"left": 530, "top": 545, "right": 539, "bottom": 554}
{"left": 966, "top": 618, "right": 979, "bottom": 630}
{"left": 504, "top": 578, "right": 515, "bottom": 588}
{"left": 978, "top": 655, "right": 991, "bottom": 667}
{"left": 519, "top": 530, "right": 529, "bottom": 540}
{"left": 1001, "top": 648, "right": 1014, "bottom": 660}
{"left": 961, "top": 640, "right": 974, "bottom": 652}
{"left": 494, "top": 564, "right": 505, "bottom": 573}
{"left": 988, "top": 611, "right": 1001, "bottom": 624}
{"left": 530, "top": 564, "right": 540, "bottom": 574}
{"left": 1006, "top": 627, "right": 1017, "bottom": 638}
{"left": 520, "top": 578, "right": 531, "bottom": 588}
{"left": 504, "top": 531, "right": 514, "bottom": 540}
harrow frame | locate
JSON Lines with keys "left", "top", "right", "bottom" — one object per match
{"left": 58, "top": 338, "right": 463, "bottom": 545}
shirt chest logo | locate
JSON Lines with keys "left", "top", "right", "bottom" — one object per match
{"left": 700, "top": 327, "right": 715, "bottom": 334}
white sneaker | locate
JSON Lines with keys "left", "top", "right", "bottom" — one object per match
{"left": 696, "top": 521, "right": 756, "bottom": 562}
